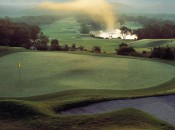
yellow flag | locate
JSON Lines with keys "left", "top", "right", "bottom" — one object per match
{"left": 18, "top": 63, "right": 21, "bottom": 68}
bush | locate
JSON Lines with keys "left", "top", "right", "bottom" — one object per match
{"left": 50, "top": 39, "right": 60, "bottom": 51}
{"left": 92, "top": 46, "right": 101, "bottom": 53}
{"left": 151, "top": 46, "right": 175, "bottom": 60}
{"left": 119, "top": 42, "right": 128, "bottom": 48}
{"left": 62, "top": 44, "right": 69, "bottom": 51}
{"left": 70, "top": 44, "right": 76, "bottom": 51}
{"left": 130, "top": 52, "right": 143, "bottom": 57}
{"left": 77, "top": 46, "right": 85, "bottom": 51}
{"left": 36, "top": 43, "right": 48, "bottom": 51}
{"left": 116, "top": 43, "right": 136, "bottom": 56}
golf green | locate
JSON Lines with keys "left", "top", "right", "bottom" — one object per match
{"left": 0, "top": 52, "right": 175, "bottom": 97}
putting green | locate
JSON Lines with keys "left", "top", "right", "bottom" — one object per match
{"left": 0, "top": 52, "right": 175, "bottom": 97}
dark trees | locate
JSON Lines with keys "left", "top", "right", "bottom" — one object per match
{"left": 50, "top": 39, "right": 60, "bottom": 51}
{"left": 134, "top": 23, "right": 175, "bottom": 39}
{"left": 116, "top": 43, "right": 136, "bottom": 55}
{"left": 151, "top": 46, "right": 175, "bottom": 60}
{"left": 0, "top": 19, "right": 49, "bottom": 49}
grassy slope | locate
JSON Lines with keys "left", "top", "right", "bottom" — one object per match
{"left": 0, "top": 17, "right": 175, "bottom": 129}
{"left": 0, "top": 46, "right": 26, "bottom": 57}
{"left": 129, "top": 39, "right": 175, "bottom": 52}
{"left": 1, "top": 46, "right": 175, "bottom": 129}
{"left": 0, "top": 100, "right": 174, "bottom": 130}
{"left": 41, "top": 18, "right": 132, "bottom": 52}
{"left": 0, "top": 51, "right": 175, "bottom": 97}
{"left": 41, "top": 18, "right": 175, "bottom": 54}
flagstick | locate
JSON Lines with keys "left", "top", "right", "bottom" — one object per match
{"left": 18, "top": 63, "right": 21, "bottom": 86}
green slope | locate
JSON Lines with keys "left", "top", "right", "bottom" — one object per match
{"left": 130, "top": 39, "right": 175, "bottom": 48}
{"left": 41, "top": 18, "right": 132, "bottom": 52}
{"left": 0, "top": 51, "right": 175, "bottom": 97}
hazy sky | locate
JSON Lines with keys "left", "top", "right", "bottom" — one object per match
{"left": 0, "top": 0, "right": 175, "bottom": 13}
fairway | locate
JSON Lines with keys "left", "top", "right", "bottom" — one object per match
{"left": 41, "top": 18, "right": 132, "bottom": 52}
{"left": 130, "top": 39, "right": 175, "bottom": 48}
{"left": 0, "top": 52, "right": 175, "bottom": 97}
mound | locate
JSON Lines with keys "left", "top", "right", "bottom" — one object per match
{"left": 0, "top": 100, "right": 43, "bottom": 119}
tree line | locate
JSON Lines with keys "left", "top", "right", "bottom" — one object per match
{"left": 134, "top": 23, "right": 175, "bottom": 39}
{"left": 76, "top": 15, "right": 104, "bottom": 34}
{"left": 0, "top": 19, "right": 49, "bottom": 49}
{"left": 4, "top": 15, "right": 61, "bottom": 25}
{"left": 116, "top": 43, "right": 175, "bottom": 60}
{"left": 118, "top": 14, "right": 175, "bottom": 27}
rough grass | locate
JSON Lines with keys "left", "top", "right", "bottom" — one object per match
{"left": 34, "top": 108, "right": 175, "bottom": 130}
{"left": 0, "top": 46, "right": 26, "bottom": 57}
{"left": 0, "top": 105, "right": 174, "bottom": 130}
{"left": 130, "top": 39, "right": 175, "bottom": 48}
{"left": 0, "top": 51, "right": 175, "bottom": 97}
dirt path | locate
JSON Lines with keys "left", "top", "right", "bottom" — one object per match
{"left": 60, "top": 95, "right": 175, "bottom": 125}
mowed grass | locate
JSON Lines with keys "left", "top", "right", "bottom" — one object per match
{"left": 41, "top": 18, "right": 133, "bottom": 52}
{"left": 0, "top": 51, "right": 175, "bottom": 97}
{"left": 0, "top": 46, "right": 26, "bottom": 57}
{"left": 0, "top": 47, "right": 175, "bottom": 130}
{"left": 41, "top": 18, "right": 175, "bottom": 53}
{"left": 130, "top": 39, "right": 175, "bottom": 48}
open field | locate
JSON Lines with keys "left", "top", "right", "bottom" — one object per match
{"left": 41, "top": 18, "right": 175, "bottom": 53}
{"left": 41, "top": 18, "right": 133, "bottom": 52}
{"left": 0, "top": 51, "right": 175, "bottom": 97}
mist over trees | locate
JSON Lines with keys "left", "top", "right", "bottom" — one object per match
{"left": 77, "top": 15, "right": 104, "bottom": 34}
{"left": 4, "top": 15, "right": 61, "bottom": 26}
{"left": 117, "top": 15, "right": 175, "bottom": 39}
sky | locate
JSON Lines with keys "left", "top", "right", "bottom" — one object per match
{"left": 0, "top": 0, "right": 175, "bottom": 16}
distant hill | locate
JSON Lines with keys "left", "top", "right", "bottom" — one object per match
{"left": 0, "top": 0, "right": 175, "bottom": 17}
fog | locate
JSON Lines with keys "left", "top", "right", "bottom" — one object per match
{"left": 0, "top": 0, "right": 175, "bottom": 17}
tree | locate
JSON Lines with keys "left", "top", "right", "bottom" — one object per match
{"left": 116, "top": 43, "right": 135, "bottom": 55}
{"left": 0, "top": 18, "right": 45, "bottom": 48}
{"left": 50, "top": 39, "right": 60, "bottom": 51}
{"left": 30, "top": 25, "right": 41, "bottom": 41}
{"left": 151, "top": 46, "right": 175, "bottom": 60}
{"left": 92, "top": 46, "right": 101, "bottom": 53}
{"left": 80, "top": 23, "right": 90, "bottom": 34}
{"left": 120, "top": 26, "right": 132, "bottom": 40}
{"left": 36, "top": 32, "right": 49, "bottom": 50}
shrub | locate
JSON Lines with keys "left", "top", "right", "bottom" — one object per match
{"left": 119, "top": 42, "right": 128, "bottom": 48}
{"left": 130, "top": 52, "right": 143, "bottom": 57}
{"left": 70, "top": 44, "right": 76, "bottom": 51}
{"left": 63, "top": 44, "right": 69, "bottom": 51}
{"left": 78, "top": 46, "right": 85, "bottom": 51}
{"left": 50, "top": 39, "right": 60, "bottom": 51}
{"left": 116, "top": 43, "right": 136, "bottom": 56}
{"left": 92, "top": 46, "right": 101, "bottom": 53}
{"left": 151, "top": 46, "right": 175, "bottom": 60}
